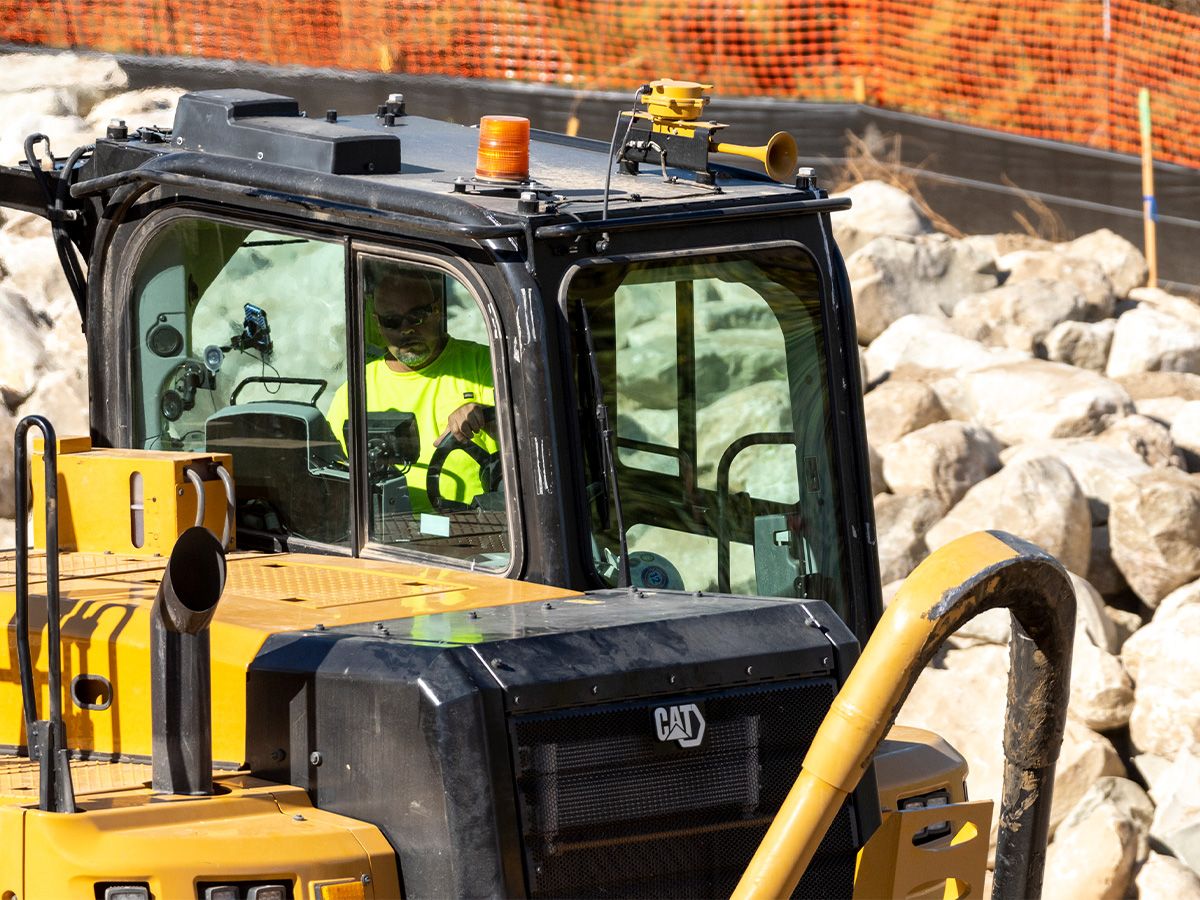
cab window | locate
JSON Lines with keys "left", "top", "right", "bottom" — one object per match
{"left": 349, "top": 254, "right": 510, "bottom": 569}
{"left": 568, "top": 248, "right": 848, "bottom": 615}
{"left": 130, "top": 218, "right": 351, "bottom": 547}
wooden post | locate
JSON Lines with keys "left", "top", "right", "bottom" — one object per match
{"left": 1139, "top": 88, "right": 1158, "bottom": 289}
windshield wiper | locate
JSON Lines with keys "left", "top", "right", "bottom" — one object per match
{"left": 577, "top": 300, "right": 631, "bottom": 588}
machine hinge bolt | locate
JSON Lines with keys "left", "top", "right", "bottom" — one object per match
{"left": 468, "top": 610, "right": 479, "bottom": 619}
{"left": 518, "top": 191, "right": 540, "bottom": 214}
{"left": 746, "top": 665, "right": 754, "bottom": 675}
{"left": 313, "top": 623, "right": 325, "bottom": 632}
{"left": 361, "top": 875, "right": 372, "bottom": 885}
{"left": 293, "top": 813, "right": 306, "bottom": 821}
{"left": 373, "top": 621, "right": 390, "bottom": 636}
{"left": 270, "top": 748, "right": 287, "bottom": 762}
{"left": 310, "top": 751, "right": 323, "bottom": 766}
{"left": 822, "top": 657, "right": 831, "bottom": 667}
{"left": 543, "top": 602, "right": 554, "bottom": 610}
{"left": 107, "top": 118, "right": 129, "bottom": 140}
{"left": 795, "top": 166, "right": 818, "bottom": 191}
{"left": 325, "top": 109, "right": 338, "bottom": 123}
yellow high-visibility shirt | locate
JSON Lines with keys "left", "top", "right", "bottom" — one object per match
{"left": 326, "top": 337, "right": 497, "bottom": 512}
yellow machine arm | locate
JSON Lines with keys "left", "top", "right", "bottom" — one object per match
{"left": 733, "top": 530, "right": 1076, "bottom": 900}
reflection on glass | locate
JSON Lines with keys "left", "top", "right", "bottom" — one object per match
{"left": 568, "top": 249, "right": 848, "bottom": 617}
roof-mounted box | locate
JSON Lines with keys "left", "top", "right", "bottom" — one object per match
{"left": 170, "top": 89, "right": 401, "bottom": 176}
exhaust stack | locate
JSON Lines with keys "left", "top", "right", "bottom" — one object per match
{"left": 151, "top": 526, "right": 227, "bottom": 795}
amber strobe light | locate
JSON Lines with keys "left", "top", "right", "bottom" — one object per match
{"left": 476, "top": 115, "right": 530, "bottom": 182}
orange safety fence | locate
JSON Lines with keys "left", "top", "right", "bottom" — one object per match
{"left": 1, "top": 0, "right": 1198, "bottom": 169}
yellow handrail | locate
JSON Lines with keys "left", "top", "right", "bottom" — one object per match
{"left": 733, "top": 530, "right": 1076, "bottom": 900}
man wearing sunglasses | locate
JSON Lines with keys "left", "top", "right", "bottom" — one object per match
{"left": 326, "top": 261, "right": 497, "bottom": 511}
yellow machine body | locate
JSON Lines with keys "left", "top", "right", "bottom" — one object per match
{"left": 32, "top": 436, "right": 235, "bottom": 556}
{"left": 0, "top": 772, "right": 401, "bottom": 898}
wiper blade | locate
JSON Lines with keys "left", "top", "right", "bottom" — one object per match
{"left": 577, "top": 300, "right": 631, "bottom": 588}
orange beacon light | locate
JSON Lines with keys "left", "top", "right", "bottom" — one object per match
{"left": 476, "top": 115, "right": 530, "bottom": 182}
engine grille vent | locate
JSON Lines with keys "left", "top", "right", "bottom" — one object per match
{"left": 510, "top": 679, "right": 857, "bottom": 898}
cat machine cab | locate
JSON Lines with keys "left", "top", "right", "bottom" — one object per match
{"left": 0, "top": 79, "right": 1073, "bottom": 898}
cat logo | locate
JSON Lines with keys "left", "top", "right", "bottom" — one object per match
{"left": 653, "top": 703, "right": 706, "bottom": 749}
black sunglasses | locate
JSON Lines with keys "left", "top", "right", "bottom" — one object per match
{"left": 375, "top": 303, "right": 441, "bottom": 331}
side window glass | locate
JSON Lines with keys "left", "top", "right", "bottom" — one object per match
{"left": 570, "top": 250, "right": 847, "bottom": 616}
{"left": 334, "top": 255, "right": 509, "bottom": 568}
{"left": 131, "top": 219, "right": 351, "bottom": 546}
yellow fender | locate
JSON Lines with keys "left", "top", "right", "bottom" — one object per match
{"left": 733, "top": 530, "right": 1076, "bottom": 900}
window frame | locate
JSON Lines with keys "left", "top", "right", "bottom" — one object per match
{"left": 118, "top": 205, "right": 522, "bottom": 575}
{"left": 558, "top": 239, "right": 852, "bottom": 605}
{"left": 349, "top": 242, "right": 522, "bottom": 578}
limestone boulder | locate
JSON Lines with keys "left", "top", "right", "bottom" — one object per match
{"left": 0, "top": 52, "right": 128, "bottom": 114}
{"left": 1135, "top": 852, "right": 1200, "bottom": 899}
{"left": 1107, "top": 306, "right": 1200, "bottom": 378}
{"left": 926, "top": 457, "right": 1091, "bottom": 576}
{"left": 1122, "top": 605, "right": 1200, "bottom": 759}
{"left": 848, "top": 235, "right": 1000, "bottom": 344}
{"left": 1097, "top": 413, "right": 1186, "bottom": 469}
{"left": 872, "top": 490, "right": 941, "bottom": 584}
{"left": 862, "top": 379, "right": 946, "bottom": 446}
{"left": 1043, "top": 789, "right": 1139, "bottom": 899}
{"left": 1157, "top": 578, "right": 1200, "bottom": 618}
{"left": 998, "top": 249, "right": 1116, "bottom": 321}
{"left": 1001, "top": 439, "right": 1149, "bottom": 524}
{"left": 951, "top": 278, "right": 1088, "bottom": 353}
{"left": 1044, "top": 318, "right": 1115, "bottom": 372}
{"left": 17, "top": 369, "right": 89, "bottom": 438}
{"left": 0, "top": 288, "right": 49, "bottom": 408}
{"left": 958, "top": 360, "right": 1132, "bottom": 446}
{"left": 1109, "top": 468, "right": 1200, "bottom": 606}
{"left": 863, "top": 314, "right": 1027, "bottom": 384}
{"left": 1129, "top": 285, "right": 1200, "bottom": 330}
{"left": 1147, "top": 743, "right": 1200, "bottom": 873}
{"left": 879, "top": 421, "right": 1001, "bottom": 514}
{"left": 1116, "top": 370, "right": 1200, "bottom": 403}
{"left": 1087, "top": 524, "right": 1131, "bottom": 599}
{"left": 1061, "top": 229, "right": 1148, "bottom": 298}
{"left": 832, "top": 180, "right": 933, "bottom": 256}
{"left": 1070, "top": 629, "right": 1135, "bottom": 732}
{"left": 1172, "top": 401, "right": 1200, "bottom": 470}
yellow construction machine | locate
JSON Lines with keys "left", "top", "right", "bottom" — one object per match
{"left": 0, "top": 79, "right": 1074, "bottom": 898}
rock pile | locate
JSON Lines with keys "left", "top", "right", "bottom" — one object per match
{"left": 846, "top": 182, "right": 1200, "bottom": 893}
{"left": 1, "top": 51, "right": 1198, "bottom": 895}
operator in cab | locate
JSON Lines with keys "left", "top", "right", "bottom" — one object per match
{"left": 326, "top": 259, "right": 497, "bottom": 512}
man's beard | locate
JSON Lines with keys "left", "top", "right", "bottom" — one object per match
{"left": 392, "top": 340, "right": 436, "bottom": 368}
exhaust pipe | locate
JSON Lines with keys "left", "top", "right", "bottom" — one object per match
{"left": 151, "top": 526, "right": 227, "bottom": 795}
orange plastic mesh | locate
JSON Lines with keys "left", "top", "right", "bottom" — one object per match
{"left": 1, "top": 0, "right": 1197, "bottom": 168}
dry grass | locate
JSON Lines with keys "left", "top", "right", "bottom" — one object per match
{"left": 832, "top": 129, "right": 1070, "bottom": 242}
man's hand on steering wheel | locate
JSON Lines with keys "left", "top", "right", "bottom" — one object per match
{"left": 435, "top": 402, "right": 495, "bottom": 445}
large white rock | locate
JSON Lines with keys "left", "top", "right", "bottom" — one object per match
{"left": 1097, "top": 413, "right": 1186, "bottom": 469}
{"left": 1001, "top": 439, "right": 1150, "bottom": 524}
{"left": 1147, "top": 744, "right": 1200, "bottom": 873}
{"left": 1109, "top": 468, "right": 1200, "bottom": 606}
{"left": 879, "top": 420, "right": 1000, "bottom": 513}
{"left": 1070, "top": 629, "right": 1135, "bottom": 732}
{"left": 1157, "top": 577, "right": 1200, "bottom": 618}
{"left": 1061, "top": 229, "right": 1148, "bottom": 299}
{"left": 863, "top": 314, "right": 1027, "bottom": 384}
{"left": 862, "top": 378, "right": 946, "bottom": 446}
{"left": 1043, "top": 318, "right": 1115, "bottom": 372}
{"left": 848, "top": 235, "right": 999, "bottom": 344}
{"left": 832, "top": 180, "right": 933, "bottom": 256}
{"left": 926, "top": 457, "right": 1092, "bottom": 576}
{"left": 0, "top": 52, "right": 128, "bottom": 113}
{"left": 1135, "top": 852, "right": 1200, "bottom": 899}
{"left": 872, "top": 490, "right": 941, "bottom": 584}
{"left": 1106, "top": 306, "right": 1200, "bottom": 378}
{"left": 0, "top": 288, "right": 49, "bottom": 408}
{"left": 1116, "top": 370, "right": 1200, "bottom": 403}
{"left": 1043, "top": 789, "right": 1138, "bottom": 900}
{"left": 1129, "top": 285, "right": 1200, "bottom": 330}
{"left": 998, "top": 249, "right": 1116, "bottom": 321}
{"left": 1171, "top": 400, "right": 1200, "bottom": 469}
{"left": 958, "top": 360, "right": 1133, "bottom": 445}
{"left": 952, "top": 278, "right": 1088, "bottom": 353}
{"left": 1123, "top": 604, "right": 1200, "bottom": 759}
{"left": 17, "top": 369, "right": 89, "bottom": 437}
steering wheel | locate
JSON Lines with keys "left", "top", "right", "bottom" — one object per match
{"left": 426, "top": 432, "right": 502, "bottom": 512}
